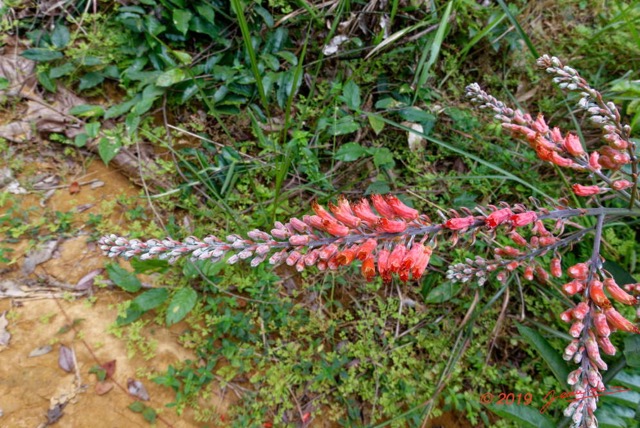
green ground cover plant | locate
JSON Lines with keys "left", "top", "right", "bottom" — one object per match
{"left": 3, "top": 0, "right": 640, "bottom": 427}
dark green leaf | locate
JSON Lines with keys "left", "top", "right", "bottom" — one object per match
{"left": 372, "top": 147, "right": 395, "bottom": 169}
{"left": 38, "top": 71, "right": 57, "bottom": 92}
{"left": 69, "top": 104, "right": 105, "bottom": 118}
{"left": 51, "top": 24, "right": 70, "bottom": 49}
{"left": 98, "top": 137, "right": 120, "bottom": 165}
{"left": 106, "top": 263, "right": 141, "bottom": 292}
{"left": 49, "top": 63, "right": 75, "bottom": 79}
{"left": 182, "top": 259, "right": 224, "bottom": 279}
{"left": 398, "top": 107, "right": 435, "bottom": 123}
{"left": 424, "top": 281, "right": 461, "bottom": 303}
{"left": 335, "top": 142, "right": 367, "bottom": 162}
{"left": 128, "top": 401, "right": 145, "bottom": 413}
{"left": 74, "top": 133, "right": 88, "bottom": 148}
{"left": 80, "top": 56, "right": 103, "bottom": 66}
{"left": 132, "top": 288, "right": 168, "bottom": 312}
{"left": 166, "top": 288, "right": 197, "bottom": 326}
{"left": 342, "top": 80, "right": 361, "bottom": 111}
{"left": 485, "top": 403, "right": 555, "bottom": 428}
{"left": 623, "top": 335, "right": 640, "bottom": 367}
{"left": 195, "top": 4, "right": 215, "bottom": 24}
{"left": 116, "top": 304, "right": 143, "bottom": 326}
{"left": 364, "top": 181, "right": 390, "bottom": 195}
{"left": 603, "top": 260, "right": 636, "bottom": 285}
{"left": 253, "top": 4, "right": 274, "bottom": 27}
{"left": 78, "top": 72, "right": 104, "bottom": 90}
{"left": 125, "top": 112, "right": 141, "bottom": 136}
{"left": 172, "top": 9, "right": 192, "bottom": 35}
{"left": 142, "top": 407, "right": 157, "bottom": 423}
{"left": 516, "top": 324, "right": 570, "bottom": 384}
{"left": 89, "top": 365, "right": 107, "bottom": 382}
{"left": 172, "top": 50, "right": 192, "bottom": 65}
{"left": 156, "top": 68, "right": 186, "bottom": 87}
{"left": 21, "top": 48, "right": 63, "bottom": 62}
{"left": 105, "top": 96, "right": 140, "bottom": 119}
{"left": 276, "top": 51, "right": 297, "bottom": 65}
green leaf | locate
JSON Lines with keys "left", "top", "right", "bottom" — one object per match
{"left": 398, "top": 107, "right": 435, "bottom": 123}
{"left": 372, "top": 147, "right": 395, "bottom": 169}
{"left": 342, "top": 80, "right": 361, "bottom": 111}
{"left": 98, "top": 137, "right": 120, "bottom": 165}
{"left": 142, "top": 407, "right": 157, "bottom": 423}
{"left": 335, "top": 142, "right": 367, "bottom": 162}
{"left": 368, "top": 114, "right": 385, "bottom": 135}
{"left": 21, "top": 48, "right": 63, "bottom": 62}
{"left": 0, "top": 77, "right": 8, "bottom": 90}
{"left": 78, "top": 72, "right": 104, "bottom": 90}
{"left": 156, "top": 68, "right": 186, "bottom": 87}
{"left": 116, "top": 304, "right": 143, "bottom": 326}
{"left": 130, "top": 258, "right": 170, "bottom": 274}
{"left": 613, "top": 369, "right": 640, "bottom": 392}
{"left": 623, "top": 335, "right": 640, "bottom": 367}
{"left": 327, "top": 116, "right": 360, "bottom": 136}
{"left": 51, "top": 23, "right": 70, "bottom": 49}
{"left": 364, "top": 181, "right": 390, "bottom": 195}
{"left": 49, "top": 63, "right": 75, "bottom": 79}
{"left": 132, "top": 288, "right": 168, "bottom": 312}
{"left": 166, "top": 288, "right": 197, "bottom": 326}
{"left": 69, "top": 104, "right": 105, "bottom": 118}
{"left": 172, "top": 9, "right": 192, "bottom": 35}
{"left": 253, "top": 4, "right": 274, "bottom": 27}
{"left": 128, "top": 401, "right": 146, "bottom": 413}
{"left": 85, "top": 122, "right": 100, "bottom": 138}
{"left": 172, "top": 50, "right": 192, "bottom": 65}
{"left": 183, "top": 259, "right": 224, "bottom": 279}
{"left": 105, "top": 96, "right": 140, "bottom": 119}
{"left": 89, "top": 365, "right": 107, "bottom": 382}
{"left": 74, "top": 133, "right": 88, "bottom": 148}
{"left": 603, "top": 260, "right": 636, "bottom": 285}
{"left": 485, "top": 403, "right": 555, "bottom": 428}
{"left": 424, "top": 281, "right": 461, "bottom": 303}
{"left": 106, "top": 263, "right": 141, "bottom": 293}
{"left": 38, "top": 71, "right": 57, "bottom": 92}
{"left": 516, "top": 324, "right": 570, "bottom": 384}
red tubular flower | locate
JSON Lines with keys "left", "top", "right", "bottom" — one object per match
{"left": 303, "top": 215, "right": 324, "bottom": 230}
{"left": 356, "top": 238, "right": 377, "bottom": 261}
{"left": 376, "top": 218, "right": 407, "bottom": 233}
{"left": 312, "top": 200, "right": 337, "bottom": 222}
{"left": 589, "top": 151, "right": 601, "bottom": 171}
{"left": 598, "top": 336, "right": 616, "bottom": 356}
{"left": 563, "top": 133, "right": 585, "bottom": 157}
{"left": 384, "top": 195, "right": 419, "bottom": 220}
{"left": 612, "top": 180, "right": 633, "bottom": 191}
{"left": 289, "top": 217, "right": 309, "bottom": 233}
{"left": 604, "top": 307, "right": 640, "bottom": 334}
{"left": 318, "top": 243, "right": 338, "bottom": 260}
{"left": 589, "top": 280, "right": 611, "bottom": 308}
{"left": 289, "top": 235, "right": 310, "bottom": 246}
{"left": 550, "top": 127, "right": 563, "bottom": 144}
{"left": 524, "top": 265, "right": 534, "bottom": 281}
{"left": 361, "top": 256, "right": 376, "bottom": 282}
{"left": 286, "top": 251, "right": 301, "bottom": 266}
{"left": 573, "top": 302, "right": 590, "bottom": 320}
{"left": 508, "top": 231, "right": 528, "bottom": 246}
{"left": 563, "top": 280, "right": 584, "bottom": 296}
{"left": 501, "top": 123, "right": 537, "bottom": 140}
{"left": 388, "top": 244, "right": 407, "bottom": 273}
{"left": 510, "top": 211, "right": 537, "bottom": 227}
{"left": 444, "top": 216, "right": 476, "bottom": 230}
{"left": 535, "top": 266, "right": 549, "bottom": 283}
{"left": 322, "top": 219, "right": 350, "bottom": 237}
{"left": 567, "top": 263, "right": 588, "bottom": 280}
{"left": 604, "top": 278, "right": 638, "bottom": 305}
{"left": 485, "top": 208, "right": 513, "bottom": 228}
{"left": 336, "top": 245, "right": 358, "bottom": 266}
{"left": 551, "top": 258, "right": 562, "bottom": 277}
{"left": 532, "top": 113, "right": 549, "bottom": 133}
{"left": 371, "top": 194, "right": 397, "bottom": 218}
{"left": 411, "top": 245, "right": 433, "bottom": 280}
{"left": 549, "top": 152, "right": 574, "bottom": 168}
{"left": 328, "top": 196, "right": 361, "bottom": 228}
{"left": 400, "top": 243, "right": 424, "bottom": 279}
{"left": 377, "top": 248, "right": 391, "bottom": 282}
{"left": 572, "top": 184, "right": 603, "bottom": 197}
{"left": 353, "top": 199, "right": 380, "bottom": 225}
{"left": 593, "top": 312, "right": 611, "bottom": 337}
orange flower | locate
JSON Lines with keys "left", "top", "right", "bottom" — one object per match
{"left": 371, "top": 194, "right": 396, "bottom": 218}
{"left": 444, "top": 216, "right": 475, "bottom": 230}
{"left": 352, "top": 199, "right": 380, "bottom": 225}
{"left": 361, "top": 256, "right": 376, "bottom": 282}
{"left": 356, "top": 238, "right": 377, "bottom": 261}
{"left": 572, "top": 184, "right": 603, "bottom": 197}
{"left": 604, "top": 278, "right": 638, "bottom": 305}
{"left": 604, "top": 307, "right": 640, "bottom": 334}
{"left": 328, "top": 196, "right": 361, "bottom": 228}
{"left": 376, "top": 218, "right": 407, "bottom": 233}
{"left": 562, "top": 133, "right": 585, "bottom": 157}
{"left": 485, "top": 208, "right": 512, "bottom": 228}
{"left": 510, "top": 212, "right": 537, "bottom": 227}
{"left": 589, "top": 280, "right": 611, "bottom": 308}
{"left": 388, "top": 244, "right": 407, "bottom": 273}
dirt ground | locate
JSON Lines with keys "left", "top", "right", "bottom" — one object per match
{"left": 0, "top": 160, "right": 235, "bottom": 428}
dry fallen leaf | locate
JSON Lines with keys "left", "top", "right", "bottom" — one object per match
{"left": 68, "top": 181, "right": 80, "bottom": 195}
{"left": 101, "top": 359, "right": 116, "bottom": 379}
{"left": 76, "top": 268, "right": 103, "bottom": 291}
{"left": 29, "top": 345, "right": 53, "bottom": 358}
{"left": 0, "top": 311, "right": 11, "bottom": 347}
{"left": 127, "top": 378, "right": 150, "bottom": 401}
{"left": 58, "top": 345, "right": 75, "bottom": 373}
{"left": 95, "top": 381, "right": 114, "bottom": 396}
{"left": 22, "top": 239, "right": 60, "bottom": 275}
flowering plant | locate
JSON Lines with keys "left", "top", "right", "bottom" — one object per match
{"left": 99, "top": 55, "right": 640, "bottom": 427}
